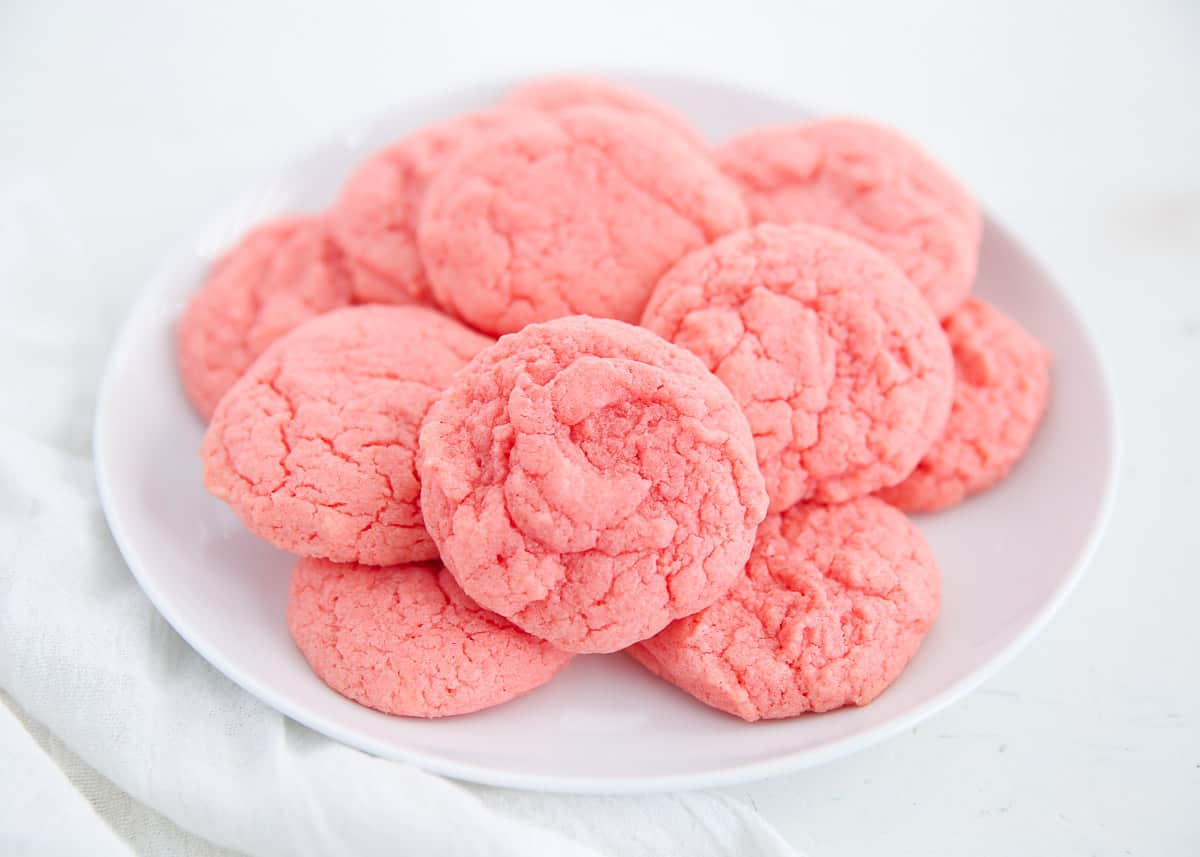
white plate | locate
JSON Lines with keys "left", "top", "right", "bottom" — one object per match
{"left": 94, "top": 74, "right": 1118, "bottom": 794}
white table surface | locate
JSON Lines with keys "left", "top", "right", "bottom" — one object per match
{"left": 4, "top": 0, "right": 1197, "bottom": 854}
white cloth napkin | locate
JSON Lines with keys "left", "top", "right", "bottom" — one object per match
{"left": 0, "top": 171, "right": 801, "bottom": 857}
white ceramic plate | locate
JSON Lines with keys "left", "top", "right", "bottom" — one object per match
{"left": 94, "top": 74, "right": 1118, "bottom": 794}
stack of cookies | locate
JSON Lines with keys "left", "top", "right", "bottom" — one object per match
{"left": 179, "top": 77, "right": 1051, "bottom": 721}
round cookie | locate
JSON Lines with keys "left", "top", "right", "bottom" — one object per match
{"left": 629, "top": 497, "right": 941, "bottom": 721}
{"left": 417, "top": 316, "right": 769, "bottom": 654}
{"left": 289, "top": 557, "right": 572, "bottom": 718}
{"left": 177, "top": 216, "right": 354, "bottom": 420}
{"left": 879, "top": 298, "right": 1051, "bottom": 512}
{"left": 418, "top": 106, "right": 748, "bottom": 335}
{"left": 716, "top": 118, "right": 981, "bottom": 319}
{"left": 641, "top": 223, "right": 955, "bottom": 508}
{"left": 203, "top": 304, "right": 492, "bottom": 565}
{"left": 503, "top": 75, "right": 706, "bottom": 148}
{"left": 329, "top": 109, "right": 529, "bottom": 306}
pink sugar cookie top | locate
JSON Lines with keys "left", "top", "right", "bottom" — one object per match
{"left": 418, "top": 106, "right": 748, "bottom": 335}
{"left": 716, "top": 119, "right": 981, "bottom": 319}
{"left": 503, "top": 75, "right": 706, "bottom": 148}
{"left": 629, "top": 497, "right": 940, "bottom": 721}
{"left": 417, "top": 316, "right": 768, "bottom": 653}
{"left": 879, "top": 298, "right": 1051, "bottom": 512}
{"left": 203, "top": 304, "right": 492, "bottom": 566}
{"left": 329, "top": 109, "right": 530, "bottom": 306}
{"left": 289, "top": 557, "right": 572, "bottom": 718}
{"left": 176, "top": 216, "right": 354, "bottom": 420}
{"left": 642, "top": 223, "right": 955, "bottom": 508}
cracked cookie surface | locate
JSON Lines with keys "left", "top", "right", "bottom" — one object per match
{"left": 203, "top": 304, "right": 492, "bottom": 565}
{"left": 629, "top": 497, "right": 940, "bottom": 721}
{"left": 716, "top": 119, "right": 981, "bottom": 319}
{"left": 879, "top": 298, "right": 1051, "bottom": 512}
{"left": 417, "top": 316, "right": 768, "bottom": 653}
{"left": 177, "top": 216, "right": 354, "bottom": 420}
{"left": 288, "top": 557, "right": 572, "bottom": 717}
{"left": 642, "top": 223, "right": 954, "bottom": 508}
{"left": 329, "top": 109, "right": 530, "bottom": 306}
{"left": 418, "top": 106, "right": 747, "bottom": 335}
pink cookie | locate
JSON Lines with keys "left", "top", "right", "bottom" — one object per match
{"left": 716, "top": 119, "right": 981, "bottom": 319}
{"left": 642, "top": 223, "right": 954, "bottom": 508}
{"left": 418, "top": 316, "right": 768, "bottom": 654}
{"left": 503, "top": 75, "right": 706, "bottom": 148}
{"left": 289, "top": 557, "right": 572, "bottom": 718}
{"left": 203, "top": 304, "right": 492, "bottom": 565}
{"left": 176, "top": 216, "right": 354, "bottom": 420}
{"left": 329, "top": 109, "right": 529, "bottom": 306}
{"left": 418, "top": 106, "right": 748, "bottom": 335}
{"left": 879, "top": 298, "right": 1051, "bottom": 512}
{"left": 629, "top": 497, "right": 940, "bottom": 721}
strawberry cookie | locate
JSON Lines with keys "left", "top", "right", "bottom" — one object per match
{"left": 629, "top": 497, "right": 940, "bottom": 721}
{"left": 176, "top": 216, "right": 354, "bottom": 420}
{"left": 203, "top": 305, "right": 491, "bottom": 565}
{"left": 642, "top": 223, "right": 954, "bottom": 509}
{"left": 418, "top": 106, "right": 747, "bottom": 335}
{"left": 879, "top": 298, "right": 1051, "bottom": 512}
{"left": 716, "top": 119, "right": 981, "bottom": 318}
{"left": 417, "top": 316, "right": 768, "bottom": 653}
{"left": 329, "top": 109, "right": 530, "bottom": 306}
{"left": 289, "top": 557, "right": 572, "bottom": 717}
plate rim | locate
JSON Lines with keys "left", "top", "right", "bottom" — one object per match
{"left": 93, "top": 72, "right": 1121, "bottom": 794}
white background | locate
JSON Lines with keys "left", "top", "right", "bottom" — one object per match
{"left": 3, "top": 0, "right": 1198, "bottom": 854}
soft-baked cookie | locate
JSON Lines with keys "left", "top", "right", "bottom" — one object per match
{"left": 203, "top": 304, "right": 491, "bottom": 565}
{"left": 289, "top": 557, "right": 572, "bottom": 717}
{"left": 417, "top": 316, "right": 768, "bottom": 653}
{"left": 716, "top": 119, "right": 981, "bottom": 318}
{"left": 629, "top": 497, "right": 940, "bottom": 721}
{"left": 329, "top": 109, "right": 529, "bottom": 306}
{"left": 879, "top": 298, "right": 1051, "bottom": 512}
{"left": 642, "top": 223, "right": 954, "bottom": 508}
{"left": 177, "top": 216, "right": 354, "bottom": 420}
{"left": 418, "top": 106, "right": 747, "bottom": 335}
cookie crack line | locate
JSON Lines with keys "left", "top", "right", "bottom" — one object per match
{"left": 642, "top": 223, "right": 953, "bottom": 509}
{"left": 203, "top": 305, "right": 490, "bottom": 565}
